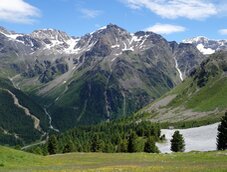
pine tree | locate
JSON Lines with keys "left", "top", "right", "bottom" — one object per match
{"left": 31, "top": 146, "right": 43, "bottom": 155}
{"left": 47, "top": 135, "right": 58, "bottom": 155}
{"left": 117, "top": 139, "right": 128, "bottom": 152}
{"left": 170, "top": 131, "right": 185, "bottom": 152}
{"left": 41, "top": 144, "right": 48, "bottom": 156}
{"left": 63, "top": 140, "right": 75, "bottom": 153}
{"left": 91, "top": 134, "right": 103, "bottom": 152}
{"left": 103, "top": 142, "right": 115, "bottom": 153}
{"left": 217, "top": 112, "right": 227, "bottom": 150}
{"left": 144, "top": 137, "right": 159, "bottom": 153}
{"left": 127, "top": 131, "right": 139, "bottom": 153}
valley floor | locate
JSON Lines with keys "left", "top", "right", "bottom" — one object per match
{"left": 1, "top": 146, "right": 227, "bottom": 172}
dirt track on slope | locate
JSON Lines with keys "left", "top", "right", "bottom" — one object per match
{"left": 6, "top": 89, "right": 43, "bottom": 132}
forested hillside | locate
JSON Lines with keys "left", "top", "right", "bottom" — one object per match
{"left": 0, "top": 78, "right": 49, "bottom": 145}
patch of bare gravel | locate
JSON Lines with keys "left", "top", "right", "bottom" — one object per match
{"left": 146, "top": 95, "right": 177, "bottom": 111}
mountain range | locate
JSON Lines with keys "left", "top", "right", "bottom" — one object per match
{"left": 1, "top": 24, "right": 225, "bottom": 145}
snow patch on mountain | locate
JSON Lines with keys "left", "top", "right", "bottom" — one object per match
{"left": 64, "top": 38, "right": 80, "bottom": 54}
{"left": 173, "top": 56, "right": 184, "bottom": 81}
{"left": 90, "top": 25, "right": 107, "bottom": 35}
{"left": 0, "top": 31, "right": 24, "bottom": 43}
{"left": 139, "top": 35, "right": 149, "bottom": 47}
{"left": 156, "top": 123, "right": 219, "bottom": 153}
{"left": 98, "top": 26, "right": 107, "bottom": 31}
{"left": 196, "top": 44, "right": 215, "bottom": 55}
{"left": 130, "top": 34, "right": 142, "bottom": 44}
{"left": 111, "top": 44, "right": 120, "bottom": 49}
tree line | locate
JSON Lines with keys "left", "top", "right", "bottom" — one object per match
{"left": 28, "top": 121, "right": 162, "bottom": 155}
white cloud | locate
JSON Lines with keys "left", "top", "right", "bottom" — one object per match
{"left": 145, "top": 23, "right": 186, "bottom": 34}
{"left": 123, "top": 0, "right": 218, "bottom": 20}
{"left": 219, "top": 29, "right": 227, "bottom": 35}
{"left": 80, "top": 8, "right": 102, "bottom": 19}
{"left": 0, "top": 0, "right": 40, "bottom": 24}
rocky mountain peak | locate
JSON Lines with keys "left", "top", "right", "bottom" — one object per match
{"left": 30, "top": 29, "right": 71, "bottom": 42}
{"left": 91, "top": 24, "right": 127, "bottom": 35}
{"left": 106, "top": 23, "right": 127, "bottom": 32}
{"left": 0, "top": 26, "right": 10, "bottom": 34}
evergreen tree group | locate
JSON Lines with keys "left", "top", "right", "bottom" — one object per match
{"left": 28, "top": 121, "right": 161, "bottom": 155}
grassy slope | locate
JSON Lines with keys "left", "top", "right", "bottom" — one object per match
{"left": 0, "top": 146, "right": 227, "bottom": 172}
{"left": 167, "top": 74, "right": 227, "bottom": 112}
{"left": 136, "top": 52, "right": 227, "bottom": 126}
{"left": 171, "top": 51, "right": 227, "bottom": 112}
{"left": 186, "top": 77, "right": 227, "bottom": 111}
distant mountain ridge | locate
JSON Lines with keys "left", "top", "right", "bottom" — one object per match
{"left": 183, "top": 36, "right": 227, "bottom": 55}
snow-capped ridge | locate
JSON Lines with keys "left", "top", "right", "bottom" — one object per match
{"left": 183, "top": 36, "right": 209, "bottom": 44}
{"left": 183, "top": 36, "right": 227, "bottom": 55}
{"left": 90, "top": 26, "right": 107, "bottom": 35}
{"left": 0, "top": 30, "right": 24, "bottom": 43}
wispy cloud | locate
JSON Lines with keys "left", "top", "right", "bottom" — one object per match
{"left": 80, "top": 8, "right": 102, "bottom": 19}
{"left": 219, "top": 29, "right": 227, "bottom": 35}
{"left": 145, "top": 23, "right": 186, "bottom": 34}
{"left": 0, "top": 0, "right": 41, "bottom": 24}
{"left": 122, "top": 0, "right": 219, "bottom": 20}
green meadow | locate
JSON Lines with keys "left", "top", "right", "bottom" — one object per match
{"left": 1, "top": 146, "right": 227, "bottom": 172}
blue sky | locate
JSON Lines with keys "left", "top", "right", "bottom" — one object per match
{"left": 0, "top": 0, "right": 227, "bottom": 41}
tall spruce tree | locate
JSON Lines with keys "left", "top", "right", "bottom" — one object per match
{"left": 47, "top": 135, "right": 58, "bottom": 155}
{"left": 170, "top": 131, "right": 185, "bottom": 152}
{"left": 91, "top": 134, "right": 103, "bottom": 152}
{"left": 117, "top": 139, "right": 128, "bottom": 152}
{"left": 144, "top": 137, "right": 159, "bottom": 153}
{"left": 63, "top": 140, "right": 75, "bottom": 153}
{"left": 128, "top": 131, "right": 139, "bottom": 153}
{"left": 217, "top": 112, "right": 227, "bottom": 150}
